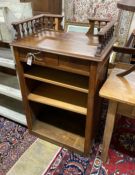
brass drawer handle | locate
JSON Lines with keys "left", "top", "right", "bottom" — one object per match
{"left": 34, "top": 56, "right": 43, "bottom": 62}
{"left": 26, "top": 52, "right": 43, "bottom": 65}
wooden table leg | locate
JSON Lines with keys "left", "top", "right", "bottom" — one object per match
{"left": 101, "top": 100, "right": 118, "bottom": 163}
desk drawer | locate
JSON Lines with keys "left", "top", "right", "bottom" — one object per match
{"left": 40, "top": 53, "right": 58, "bottom": 66}
{"left": 19, "top": 49, "right": 58, "bottom": 66}
{"left": 59, "top": 56, "right": 90, "bottom": 72}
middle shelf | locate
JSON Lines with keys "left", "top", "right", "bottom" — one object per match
{"left": 27, "top": 83, "right": 88, "bottom": 115}
{"left": 24, "top": 65, "right": 89, "bottom": 93}
{"left": 0, "top": 71, "right": 22, "bottom": 100}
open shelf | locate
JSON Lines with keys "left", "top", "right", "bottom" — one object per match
{"left": 0, "top": 95, "right": 26, "bottom": 125}
{"left": 24, "top": 66, "right": 89, "bottom": 93}
{"left": 30, "top": 104, "right": 85, "bottom": 153}
{"left": 28, "top": 83, "right": 87, "bottom": 115}
{"left": 0, "top": 72, "right": 22, "bottom": 100}
{"left": 0, "top": 47, "right": 15, "bottom": 69}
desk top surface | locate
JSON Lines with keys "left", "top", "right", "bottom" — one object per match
{"left": 99, "top": 64, "right": 135, "bottom": 106}
{"left": 11, "top": 31, "right": 113, "bottom": 62}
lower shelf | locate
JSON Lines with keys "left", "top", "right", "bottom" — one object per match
{"left": 30, "top": 104, "right": 85, "bottom": 153}
{"left": 0, "top": 95, "right": 26, "bottom": 125}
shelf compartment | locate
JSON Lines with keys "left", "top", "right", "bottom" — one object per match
{"left": 0, "top": 47, "right": 15, "bottom": 69}
{"left": 24, "top": 66, "right": 89, "bottom": 93}
{"left": 0, "top": 95, "right": 26, "bottom": 125}
{"left": 30, "top": 103, "right": 85, "bottom": 153}
{"left": 0, "top": 72, "right": 22, "bottom": 100}
{"left": 28, "top": 83, "right": 87, "bottom": 115}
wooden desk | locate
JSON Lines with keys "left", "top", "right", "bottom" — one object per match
{"left": 11, "top": 15, "right": 115, "bottom": 154}
{"left": 99, "top": 63, "right": 135, "bottom": 162}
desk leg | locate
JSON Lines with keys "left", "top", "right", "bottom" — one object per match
{"left": 84, "top": 63, "right": 97, "bottom": 154}
{"left": 101, "top": 100, "right": 118, "bottom": 163}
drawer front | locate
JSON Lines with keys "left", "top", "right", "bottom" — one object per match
{"left": 39, "top": 53, "right": 58, "bottom": 66}
{"left": 59, "top": 56, "right": 90, "bottom": 72}
{"left": 19, "top": 49, "right": 58, "bottom": 66}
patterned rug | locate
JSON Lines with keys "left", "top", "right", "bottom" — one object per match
{"left": 44, "top": 145, "right": 135, "bottom": 175}
{"left": 111, "top": 116, "right": 135, "bottom": 157}
{"left": 44, "top": 116, "right": 135, "bottom": 175}
{"left": 1, "top": 111, "right": 135, "bottom": 175}
{"left": 0, "top": 116, "right": 36, "bottom": 175}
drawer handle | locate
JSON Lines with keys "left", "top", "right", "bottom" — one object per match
{"left": 34, "top": 57, "right": 43, "bottom": 62}
{"left": 33, "top": 52, "right": 43, "bottom": 61}
{"left": 26, "top": 52, "right": 43, "bottom": 64}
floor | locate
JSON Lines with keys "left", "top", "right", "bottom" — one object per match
{"left": 7, "top": 139, "right": 60, "bottom": 175}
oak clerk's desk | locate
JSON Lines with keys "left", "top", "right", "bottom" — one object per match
{"left": 11, "top": 14, "right": 115, "bottom": 154}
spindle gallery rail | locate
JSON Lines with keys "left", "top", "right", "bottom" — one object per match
{"left": 12, "top": 14, "right": 63, "bottom": 39}
{"left": 12, "top": 14, "right": 115, "bottom": 57}
{"left": 87, "top": 18, "right": 116, "bottom": 56}
{"left": 87, "top": 18, "right": 110, "bottom": 35}
{"left": 96, "top": 20, "right": 116, "bottom": 56}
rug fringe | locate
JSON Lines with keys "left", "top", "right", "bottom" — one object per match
{"left": 42, "top": 147, "right": 63, "bottom": 175}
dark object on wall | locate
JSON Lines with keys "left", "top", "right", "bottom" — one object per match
{"left": 21, "top": 0, "right": 62, "bottom": 15}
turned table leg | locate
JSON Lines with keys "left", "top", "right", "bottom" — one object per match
{"left": 101, "top": 100, "right": 118, "bottom": 163}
